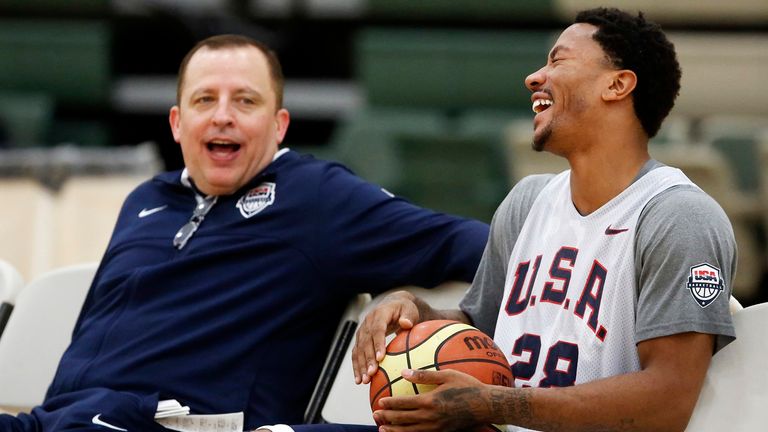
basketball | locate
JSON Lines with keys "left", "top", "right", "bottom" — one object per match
{"left": 369, "top": 320, "right": 512, "bottom": 431}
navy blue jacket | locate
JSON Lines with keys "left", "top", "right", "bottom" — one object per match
{"left": 41, "top": 150, "right": 488, "bottom": 430}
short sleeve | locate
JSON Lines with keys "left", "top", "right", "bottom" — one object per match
{"left": 635, "top": 185, "right": 737, "bottom": 352}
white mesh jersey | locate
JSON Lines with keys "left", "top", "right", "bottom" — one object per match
{"left": 493, "top": 166, "right": 695, "bottom": 393}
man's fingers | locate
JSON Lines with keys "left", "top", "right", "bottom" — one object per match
{"left": 354, "top": 309, "right": 393, "bottom": 384}
{"left": 374, "top": 406, "right": 441, "bottom": 432}
{"left": 400, "top": 369, "right": 449, "bottom": 385}
{"left": 352, "top": 319, "right": 376, "bottom": 384}
{"left": 352, "top": 292, "right": 422, "bottom": 385}
{"left": 354, "top": 333, "right": 376, "bottom": 384}
{"left": 378, "top": 394, "right": 422, "bottom": 410}
{"left": 397, "top": 299, "right": 420, "bottom": 330}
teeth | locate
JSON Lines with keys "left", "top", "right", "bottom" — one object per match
{"left": 532, "top": 99, "right": 553, "bottom": 113}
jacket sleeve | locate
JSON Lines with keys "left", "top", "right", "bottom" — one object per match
{"left": 313, "top": 163, "right": 489, "bottom": 296}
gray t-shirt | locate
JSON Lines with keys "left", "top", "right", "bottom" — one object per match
{"left": 460, "top": 159, "right": 736, "bottom": 352}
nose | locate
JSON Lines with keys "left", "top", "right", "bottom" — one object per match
{"left": 212, "top": 99, "right": 234, "bottom": 127}
{"left": 525, "top": 66, "right": 546, "bottom": 92}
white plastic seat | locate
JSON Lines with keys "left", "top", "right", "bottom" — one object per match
{"left": 0, "top": 259, "right": 24, "bottom": 338}
{"left": 0, "top": 259, "right": 24, "bottom": 304}
{"left": 728, "top": 295, "right": 743, "bottom": 314}
{"left": 686, "top": 302, "right": 768, "bottom": 430}
{"left": 313, "top": 281, "right": 470, "bottom": 425}
{"left": 0, "top": 262, "right": 98, "bottom": 411}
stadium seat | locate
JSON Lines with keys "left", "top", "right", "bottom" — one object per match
{"left": 0, "top": 259, "right": 24, "bottom": 339}
{"left": 0, "top": 91, "right": 54, "bottom": 147}
{"left": 760, "top": 133, "right": 768, "bottom": 266}
{"left": 649, "top": 115, "right": 694, "bottom": 147}
{"left": 667, "top": 32, "right": 768, "bottom": 119}
{"left": 356, "top": 29, "right": 553, "bottom": 112}
{"left": 0, "top": 262, "right": 97, "bottom": 411}
{"left": 52, "top": 175, "right": 146, "bottom": 269}
{"left": 367, "top": 0, "right": 555, "bottom": 22}
{"left": 0, "top": 178, "right": 55, "bottom": 281}
{"left": 0, "top": 0, "right": 108, "bottom": 15}
{"left": 685, "top": 302, "right": 768, "bottom": 430}
{"left": 310, "top": 281, "right": 469, "bottom": 425}
{"left": 0, "top": 19, "right": 111, "bottom": 107}
{"left": 392, "top": 131, "right": 509, "bottom": 222}
{"left": 700, "top": 115, "right": 768, "bottom": 194}
{"left": 555, "top": 0, "right": 768, "bottom": 26}
{"left": 329, "top": 108, "right": 449, "bottom": 188}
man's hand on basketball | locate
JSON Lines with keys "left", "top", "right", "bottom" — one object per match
{"left": 373, "top": 369, "right": 491, "bottom": 432}
{"left": 353, "top": 291, "right": 422, "bottom": 384}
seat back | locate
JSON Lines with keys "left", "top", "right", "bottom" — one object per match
{"left": 0, "top": 262, "right": 98, "bottom": 410}
{"left": 316, "top": 282, "right": 470, "bottom": 425}
{"left": 685, "top": 302, "right": 768, "bottom": 430}
{"left": 0, "top": 259, "right": 24, "bottom": 338}
{"left": 304, "top": 294, "right": 372, "bottom": 424}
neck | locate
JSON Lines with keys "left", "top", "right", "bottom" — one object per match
{"left": 565, "top": 126, "right": 650, "bottom": 215}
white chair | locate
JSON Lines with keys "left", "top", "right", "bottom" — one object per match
{"left": 685, "top": 302, "right": 768, "bottom": 430}
{"left": 0, "top": 259, "right": 24, "bottom": 338}
{"left": 0, "top": 262, "right": 98, "bottom": 411}
{"left": 304, "top": 293, "right": 372, "bottom": 423}
{"left": 728, "top": 295, "right": 744, "bottom": 314}
{"left": 311, "top": 282, "right": 470, "bottom": 425}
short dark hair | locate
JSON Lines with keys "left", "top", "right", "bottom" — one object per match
{"left": 575, "top": 8, "right": 681, "bottom": 138}
{"left": 176, "top": 34, "right": 285, "bottom": 109}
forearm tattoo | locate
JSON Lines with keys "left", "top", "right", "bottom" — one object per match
{"left": 486, "top": 388, "right": 637, "bottom": 432}
{"left": 433, "top": 387, "right": 487, "bottom": 430}
{"left": 489, "top": 388, "right": 533, "bottom": 424}
{"left": 431, "top": 387, "right": 538, "bottom": 431}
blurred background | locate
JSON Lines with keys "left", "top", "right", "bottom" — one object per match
{"left": 0, "top": 0, "right": 766, "bottom": 305}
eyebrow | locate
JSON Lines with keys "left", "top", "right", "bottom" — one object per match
{"left": 549, "top": 45, "right": 571, "bottom": 61}
{"left": 188, "top": 87, "right": 264, "bottom": 99}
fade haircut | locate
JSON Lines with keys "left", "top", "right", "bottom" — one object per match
{"left": 575, "top": 8, "right": 681, "bottom": 138}
{"left": 176, "top": 34, "right": 285, "bottom": 109}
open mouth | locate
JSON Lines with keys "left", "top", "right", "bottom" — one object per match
{"left": 207, "top": 141, "right": 241, "bottom": 154}
{"left": 532, "top": 99, "right": 553, "bottom": 114}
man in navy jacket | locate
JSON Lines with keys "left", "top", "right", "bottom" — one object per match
{"left": 0, "top": 35, "right": 487, "bottom": 432}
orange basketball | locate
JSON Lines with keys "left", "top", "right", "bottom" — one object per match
{"left": 369, "top": 320, "right": 511, "bottom": 431}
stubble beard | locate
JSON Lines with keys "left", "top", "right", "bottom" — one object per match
{"left": 532, "top": 123, "right": 552, "bottom": 152}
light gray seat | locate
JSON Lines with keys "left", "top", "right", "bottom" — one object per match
{"left": 0, "top": 262, "right": 97, "bottom": 411}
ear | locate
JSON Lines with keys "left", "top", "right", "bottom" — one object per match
{"left": 603, "top": 70, "right": 637, "bottom": 101}
{"left": 274, "top": 108, "right": 291, "bottom": 145}
{"left": 169, "top": 105, "right": 182, "bottom": 144}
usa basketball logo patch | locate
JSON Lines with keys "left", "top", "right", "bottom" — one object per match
{"left": 236, "top": 182, "right": 275, "bottom": 218}
{"left": 686, "top": 263, "right": 724, "bottom": 308}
